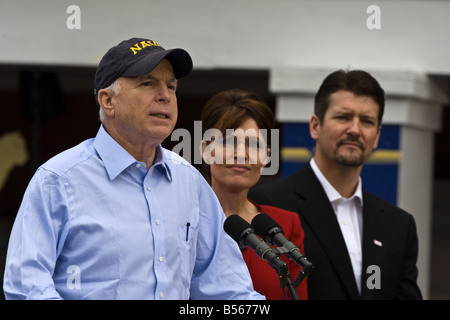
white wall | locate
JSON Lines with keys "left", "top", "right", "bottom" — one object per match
{"left": 1, "top": 0, "right": 450, "bottom": 75}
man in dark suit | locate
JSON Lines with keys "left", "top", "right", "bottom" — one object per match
{"left": 249, "top": 70, "right": 422, "bottom": 300}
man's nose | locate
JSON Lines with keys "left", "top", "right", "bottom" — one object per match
{"left": 346, "top": 117, "right": 362, "bottom": 136}
{"left": 155, "top": 84, "right": 171, "bottom": 103}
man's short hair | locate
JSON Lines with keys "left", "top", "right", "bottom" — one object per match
{"left": 314, "top": 70, "right": 385, "bottom": 125}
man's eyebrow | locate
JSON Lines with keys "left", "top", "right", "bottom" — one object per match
{"left": 137, "top": 74, "right": 153, "bottom": 80}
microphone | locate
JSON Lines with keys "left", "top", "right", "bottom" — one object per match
{"left": 223, "top": 214, "right": 288, "bottom": 274}
{"left": 252, "top": 213, "right": 314, "bottom": 277}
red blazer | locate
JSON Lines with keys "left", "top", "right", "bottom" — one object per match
{"left": 241, "top": 202, "right": 308, "bottom": 300}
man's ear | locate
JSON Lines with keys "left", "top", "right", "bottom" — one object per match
{"left": 309, "top": 114, "right": 321, "bottom": 141}
{"left": 97, "top": 88, "right": 115, "bottom": 117}
{"left": 199, "top": 140, "right": 208, "bottom": 161}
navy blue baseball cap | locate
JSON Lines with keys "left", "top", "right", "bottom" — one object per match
{"left": 94, "top": 37, "right": 193, "bottom": 106}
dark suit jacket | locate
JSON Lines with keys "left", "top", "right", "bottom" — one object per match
{"left": 248, "top": 163, "right": 422, "bottom": 300}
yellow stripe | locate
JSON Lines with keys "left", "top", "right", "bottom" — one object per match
{"left": 281, "top": 147, "right": 400, "bottom": 164}
{"left": 368, "top": 150, "right": 401, "bottom": 164}
{"left": 281, "top": 148, "right": 312, "bottom": 162}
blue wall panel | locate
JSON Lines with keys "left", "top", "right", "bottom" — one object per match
{"left": 279, "top": 123, "right": 400, "bottom": 205}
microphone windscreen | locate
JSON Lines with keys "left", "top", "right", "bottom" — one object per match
{"left": 224, "top": 214, "right": 252, "bottom": 243}
{"left": 251, "top": 213, "right": 282, "bottom": 239}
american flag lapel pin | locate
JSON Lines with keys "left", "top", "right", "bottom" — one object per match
{"left": 374, "top": 239, "right": 383, "bottom": 247}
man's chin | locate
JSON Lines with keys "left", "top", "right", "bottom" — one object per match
{"left": 335, "top": 155, "right": 365, "bottom": 167}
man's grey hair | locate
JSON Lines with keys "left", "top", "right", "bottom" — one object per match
{"left": 99, "top": 78, "right": 121, "bottom": 123}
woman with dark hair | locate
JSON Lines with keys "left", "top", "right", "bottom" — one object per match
{"left": 200, "top": 89, "right": 308, "bottom": 300}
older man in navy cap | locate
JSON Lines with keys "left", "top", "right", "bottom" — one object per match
{"left": 4, "top": 38, "right": 264, "bottom": 300}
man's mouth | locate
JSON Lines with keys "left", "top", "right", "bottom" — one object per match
{"left": 338, "top": 138, "right": 365, "bottom": 151}
{"left": 151, "top": 113, "right": 169, "bottom": 119}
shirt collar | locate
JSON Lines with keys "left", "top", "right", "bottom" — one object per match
{"left": 310, "top": 158, "right": 363, "bottom": 205}
{"left": 93, "top": 125, "right": 172, "bottom": 182}
{"left": 153, "top": 146, "right": 173, "bottom": 182}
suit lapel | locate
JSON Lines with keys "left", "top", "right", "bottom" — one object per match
{"left": 294, "top": 164, "right": 360, "bottom": 299}
{"left": 360, "top": 191, "right": 386, "bottom": 299}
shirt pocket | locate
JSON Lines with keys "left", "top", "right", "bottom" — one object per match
{"left": 178, "top": 224, "right": 198, "bottom": 289}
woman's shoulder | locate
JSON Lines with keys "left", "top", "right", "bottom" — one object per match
{"left": 254, "top": 203, "right": 299, "bottom": 223}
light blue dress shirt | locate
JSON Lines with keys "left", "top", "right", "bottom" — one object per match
{"left": 4, "top": 125, "right": 263, "bottom": 300}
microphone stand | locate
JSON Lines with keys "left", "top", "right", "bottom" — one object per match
{"left": 274, "top": 245, "right": 314, "bottom": 300}
{"left": 283, "top": 274, "right": 300, "bottom": 301}
{"left": 271, "top": 258, "right": 299, "bottom": 300}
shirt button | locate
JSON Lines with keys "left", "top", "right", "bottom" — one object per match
{"left": 147, "top": 186, "right": 151, "bottom": 192}
{"left": 136, "top": 163, "right": 141, "bottom": 168}
{"left": 159, "top": 256, "right": 163, "bottom": 262}
{"left": 156, "top": 219, "right": 160, "bottom": 225}
{"left": 160, "top": 292, "right": 164, "bottom": 298}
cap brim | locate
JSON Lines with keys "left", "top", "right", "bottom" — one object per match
{"left": 121, "top": 48, "right": 193, "bottom": 79}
